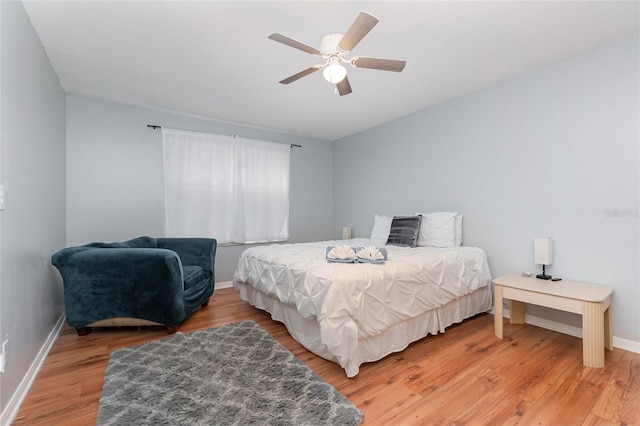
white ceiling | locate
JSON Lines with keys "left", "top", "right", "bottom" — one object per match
{"left": 23, "top": 1, "right": 639, "bottom": 141}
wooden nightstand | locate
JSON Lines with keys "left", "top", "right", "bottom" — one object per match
{"left": 493, "top": 273, "right": 613, "bottom": 368}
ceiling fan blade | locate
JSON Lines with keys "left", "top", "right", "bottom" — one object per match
{"left": 352, "top": 57, "right": 406, "bottom": 72}
{"left": 279, "top": 66, "right": 320, "bottom": 85}
{"left": 336, "top": 76, "right": 352, "bottom": 96}
{"left": 268, "top": 33, "right": 322, "bottom": 56}
{"left": 337, "top": 12, "right": 379, "bottom": 53}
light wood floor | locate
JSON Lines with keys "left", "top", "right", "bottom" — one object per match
{"left": 14, "top": 287, "right": 640, "bottom": 425}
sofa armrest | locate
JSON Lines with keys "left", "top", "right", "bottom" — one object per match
{"left": 156, "top": 238, "right": 217, "bottom": 273}
{"left": 52, "top": 247, "right": 186, "bottom": 327}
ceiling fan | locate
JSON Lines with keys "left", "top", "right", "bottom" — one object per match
{"left": 268, "top": 11, "right": 406, "bottom": 96}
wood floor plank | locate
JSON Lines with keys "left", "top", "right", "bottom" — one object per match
{"left": 401, "top": 333, "right": 502, "bottom": 396}
{"left": 12, "top": 287, "right": 640, "bottom": 426}
{"left": 609, "top": 351, "right": 640, "bottom": 425}
{"left": 347, "top": 380, "right": 422, "bottom": 425}
{"left": 581, "top": 412, "right": 618, "bottom": 426}
{"left": 499, "top": 332, "right": 584, "bottom": 402}
{"left": 389, "top": 367, "right": 503, "bottom": 425}
{"left": 450, "top": 388, "right": 530, "bottom": 426}
{"left": 515, "top": 361, "right": 609, "bottom": 425}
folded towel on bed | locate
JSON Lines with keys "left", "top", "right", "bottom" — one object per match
{"left": 326, "top": 245, "right": 387, "bottom": 264}
{"left": 356, "top": 246, "right": 387, "bottom": 264}
{"left": 326, "top": 245, "right": 358, "bottom": 263}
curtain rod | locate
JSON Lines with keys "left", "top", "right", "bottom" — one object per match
{"left": 147, "top": 124, "right": 302, "bottom": 148}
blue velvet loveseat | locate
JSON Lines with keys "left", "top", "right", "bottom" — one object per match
{"left": 52, "top": 236, "right": 216, "bottom": 335}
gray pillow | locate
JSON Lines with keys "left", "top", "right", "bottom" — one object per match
{"left": 386, "top": 215, "right": 422, "bottom": 247}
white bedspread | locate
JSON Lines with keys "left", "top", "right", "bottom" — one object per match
{"left": 233, "top": 238, "right": 492, "bottom": 372}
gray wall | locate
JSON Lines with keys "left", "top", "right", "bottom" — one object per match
{"left": 66, "top": 96, "right": 334, "bottom": 282}
{"left": 0, "top": 0, "right": 66, "bottom": 417}
{"left": 333, "top": 34, "right": 639, "bottom": 343}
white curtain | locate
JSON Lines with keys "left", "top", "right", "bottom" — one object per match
{"left": 162, "top": 128, "right": 290, "bottom": 244}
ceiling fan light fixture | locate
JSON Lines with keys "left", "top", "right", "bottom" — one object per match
{"left": 269, "top": 11, "right": 406, "bottom": 95}
{"left": 323, "top": 62, "right": 347, "bottom": 84}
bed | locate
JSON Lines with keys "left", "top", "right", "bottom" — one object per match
{"left": 233, "top": 235, "right": 493, "bottom": 377}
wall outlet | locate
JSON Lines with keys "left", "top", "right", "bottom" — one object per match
{"left": 0, "top": 340, "right": 7, "bottom": 373}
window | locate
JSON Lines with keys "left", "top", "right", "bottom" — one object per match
{"left": 162, "top": 128, "right": 290, "bottom": 244}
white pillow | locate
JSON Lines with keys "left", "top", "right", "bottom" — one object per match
{"left": 370, "top": 214, "right": 393, "bottom": 245}
{"left": 416, "top": 212, "right": 463, "bottom": 246}
{"left": 416, "top": 212, "right": 459, "bottom": 247}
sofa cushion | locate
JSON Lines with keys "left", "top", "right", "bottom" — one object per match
{"left": 124, "top": 236, "right": 157, "bottom": 248}
{"left": 183, "top": 266, "right": 211, "bottom": 290}
{"left": 86, "top": 236, "right": 157, "bottom": 249}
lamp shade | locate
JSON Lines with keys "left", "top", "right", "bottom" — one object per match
{"left": 534, "top": 237, "right": 554, "bottom": 265}
{"left": 342, "top": 226, "right": 352, "bottom": 240}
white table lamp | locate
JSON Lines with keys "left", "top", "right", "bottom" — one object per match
{"left": 342, "top": 226, "right": 352, "bottom": 240}
{"left": 534, "top": 237, "right": 553, "bottom": 280}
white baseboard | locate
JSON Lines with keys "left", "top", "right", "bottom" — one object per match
{"left": 613, "top": 336, "right": 640, "bottom": 354}
{"left": 216, "top": 280, "right": 233, "bottom": 289}
{"left": 501, "top": 308, "right": 640, "bottom": 354}
{"left": 0, "top": 313, "right": 65, "bottom": 426}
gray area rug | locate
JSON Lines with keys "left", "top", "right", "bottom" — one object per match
{"left": 97, "top": 320, "right": 363, "bottom": 425}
